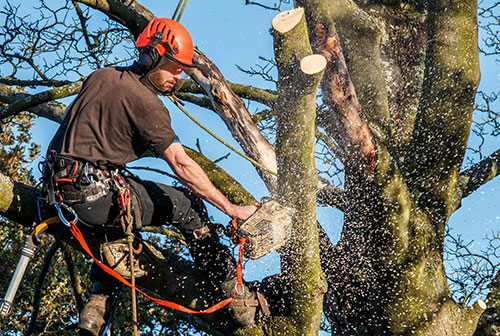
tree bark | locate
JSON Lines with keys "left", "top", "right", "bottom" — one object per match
{"left": 273, "top": 8, "right": 326, "bottom": 335}
{"left": 404, "top": 0, "right": 481, "bottom": 212}
{"left": 0, "top": 85, "right": 68, "bottom": 123}
{"left": 296, "top": 0, "right": 377, "bottom": 176}
{"left": 189, "top": 51, "right": 279, "bottom": 193}
{"left": 0, "top": 82, "right": 82, "bottom": 120}
{"left": 325, "top": 0, "right": 393, "bottom": 145}
{"left": 475, "top": 271, "right": 500, "bottom": 336}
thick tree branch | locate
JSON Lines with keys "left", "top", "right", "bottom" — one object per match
{"left": 459, "top": 148, "right": 500, "bottom": 198}
{"left": 0, "top": 78, "right": 74, "bottom": 87}
{"left": 189, "top": 51, "right": 279, "bottom": 194}
{"left": 0, "top": 82, "right": 82, "bottom": 121}
{"left": 296, "top": 0, "right": 377, "bottom": 176}
{"left": 474, "top": 271, "right": 500, "bottom": 336}
{"left": 322, "top": 0, "right": 392, "bottom": 145}
{"left": 178, "top": 79, "right": 278, "bottom": 107}
{"left": 0, "top": 85, "right": 67, "bottom": 123}
{"left": 404, "top": 0, "right": 480, "bottom": 211}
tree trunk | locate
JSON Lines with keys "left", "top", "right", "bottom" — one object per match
{"left": 273, "top": 8, "right": 327, "bottom": 335}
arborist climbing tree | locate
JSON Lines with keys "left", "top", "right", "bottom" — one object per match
{"left": 38, "top": 17, "right": 269, "bottom": 336}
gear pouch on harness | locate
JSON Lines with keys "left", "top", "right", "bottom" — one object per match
{"left": 42, "top": 151, "right": 126, "bottom": 227}
{"left": 43, "top": 151, "right": 112, "bottom": 204}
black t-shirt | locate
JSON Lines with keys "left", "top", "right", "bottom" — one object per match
{"left": 49, "top": 65, "right": 178, "bottom": 168}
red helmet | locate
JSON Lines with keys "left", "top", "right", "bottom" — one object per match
{"left": 135, "top": 18, "right": 194, "bottom": 68}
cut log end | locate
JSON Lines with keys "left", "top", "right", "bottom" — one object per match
{"left": 272, "top": 7, "right": 304, "bottom": 34}
{"left": 474, "top": 300, "right": 487, "bottom": 311}
{"left": 300, "top": 55, "right": 327, "bottom": 75}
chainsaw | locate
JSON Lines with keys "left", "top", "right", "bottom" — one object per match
{"left": 231, "top": 199, "right": 294, "bottom": 260}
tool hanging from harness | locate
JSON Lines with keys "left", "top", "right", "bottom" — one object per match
{"left": 0, "top": 217, "right": 61, "bottom": 317}
{"left": 42, "top": 151, "right": 143, "bottom": 335}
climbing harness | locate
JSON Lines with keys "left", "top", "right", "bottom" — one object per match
{"left": 65, "top": 217, "right": 248, "bottom": 314}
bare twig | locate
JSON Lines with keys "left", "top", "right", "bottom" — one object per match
{"left": 213, "top": 152, "right": 230, "bottom": 163}
{"left": 244, "top": 0, "right": 290, "bottom": 11}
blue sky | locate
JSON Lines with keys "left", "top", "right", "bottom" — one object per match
{"left": 21, "top": 0, "right": 500, "bottom": 280}
{"left": 7, "top": 0, "right": 500, "bottom": 330}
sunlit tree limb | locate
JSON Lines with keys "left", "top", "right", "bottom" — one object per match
{"left": 318, "top": 0, "right": 392, "bottom": 144}
{"left": 272, "top": 8, "right": 327, "bottom": 335}
{"left": 475, "top": 270, "right": 500, "bottom": 336}
{"left": 458, "top": 148, "right": 500, "bottom": 199}
{"left": 0, "top": 78, "right": 74, "bottom": 87}
{"left": 296, "top": 0, "right": 377, "bottom": 175}
{"left": 0, "top": 82, "right": 82, "bottom": 121}
{"left": 404, "top": 0, "right": 481, "bottom": 211}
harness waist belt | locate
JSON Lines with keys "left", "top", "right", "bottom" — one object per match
{"left": 44, "top": 152, "right": 113, "bottom": 204}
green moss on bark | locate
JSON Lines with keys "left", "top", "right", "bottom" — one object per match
{"left": 272, "top": 8, "right": 326, "bottom": 335}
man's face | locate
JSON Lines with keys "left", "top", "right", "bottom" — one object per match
{"left": 147, "top": 59, "right": 184, "bottom": 92}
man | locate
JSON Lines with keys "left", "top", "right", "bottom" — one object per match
{"left": 44, "top": 18, "right": 265, "bottom": 335}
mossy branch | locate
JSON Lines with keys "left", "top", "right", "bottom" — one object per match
{"left": 305, "top": 0, "right": 392, "bottom": 143}
{"left": 178, "top": 80, "right": 278, "bottom": 107}
{"left": 296, "top": 0, "right": 377, "bottom": 176}
{"left": 404, "top": 0, "right": 480, "bottom": 210}
{"left": 458, "top": 148, "right": 500, "bottom": 199}
{"left": 474, "top": 272, "right": 500, "bottom": 336}
{"left": 0, "top": 81, "right": 82, "bottom": 120}
{"left": 189, "top": 50, "right": 279, "bottom": 193}
{"left": 0, "top": 78, "right": 74, "bottom": 87}
{"left": 273, "top": 8, "right": 327, "bottom": 335}
{"left": 0, "top": 85, "right": 68, "bottom": 123}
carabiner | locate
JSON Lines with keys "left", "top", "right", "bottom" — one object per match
{"left": 54, "top": 202, "right": 79, "bottom": 227}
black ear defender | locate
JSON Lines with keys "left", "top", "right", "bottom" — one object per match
{"left": 137, "top": 31, "right": 163, "bottom": 72}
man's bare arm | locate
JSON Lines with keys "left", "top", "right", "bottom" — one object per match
{"left": 162, "top": 142, "right": 257, "bottom": 220}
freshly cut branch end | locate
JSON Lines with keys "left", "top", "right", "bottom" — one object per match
{"left": 474, "top": 300, "right": 487, "bottom": 311}
{"left": 300, "top": 55, "right": 327, "bottom": 75}
{"left": 272, "top": 7, "right": 304, "bottom": 34}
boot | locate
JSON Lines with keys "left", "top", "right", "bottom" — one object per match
{"left": 221, "top": 278, "right": 270, "bottom": 328}
{"left": 78, "top": 282, "right": 118, "bottom": 336}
